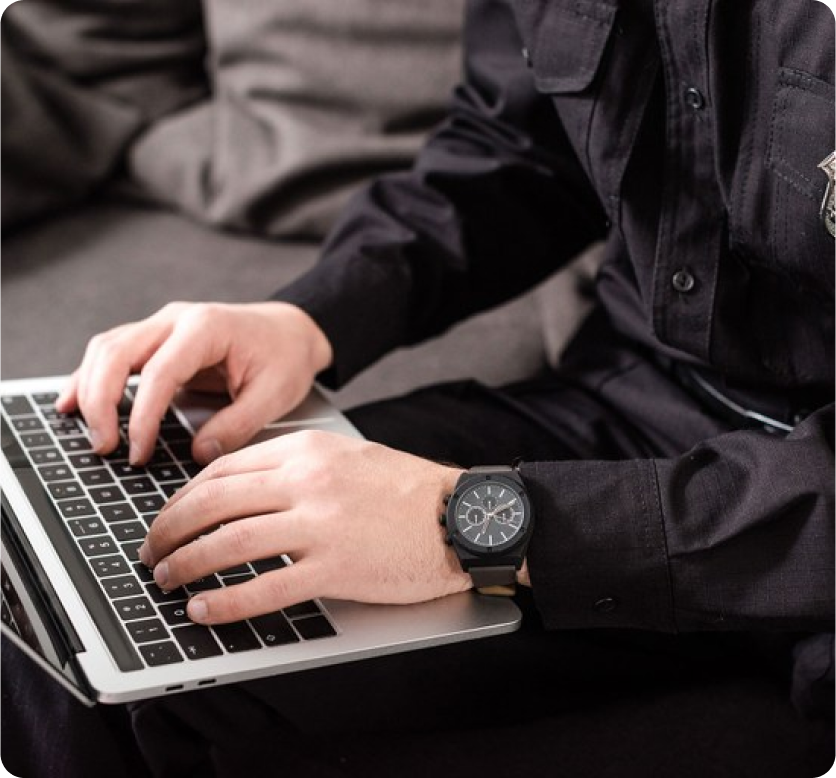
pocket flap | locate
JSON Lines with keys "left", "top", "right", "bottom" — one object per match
{"left": 513, "top": 0, "right": 618, "bottom": 93}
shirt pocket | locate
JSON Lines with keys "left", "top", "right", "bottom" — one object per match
{"left": 512, "top": 0, "right": 617, "bottom": 169}
{"left": 737, "top": 67, "right": 835, "bottom": 295}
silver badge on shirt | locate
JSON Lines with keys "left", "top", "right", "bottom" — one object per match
{"left": 818, "top": 152, "right": 836, "bottom": 238}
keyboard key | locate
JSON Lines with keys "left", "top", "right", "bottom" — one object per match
{"left": 57, "top": 499, "right": 95, "bottom": 519}
{"left": 185, "top": 575, "right": 221, "bottom": 593}
{"left": 101, "top": 503, "right": 137, "bottom": 523}
{"left": 80, "top": 468, "right": 115, "bottom": 487}
{"left": 91, "top": 555, "right": 131, "bottom": 578}
{"left": 111, "top": 522, "right": 146, "bottom": 543}
{"left": 249, "top": 612, "right": 299, "bottom": 647}
{"left": 182, "top": 463, "right": 202, "bottom": 478}
{"left": 32, "top": 392, "right": 59, "bottom": 406}
{"left": 50, "top": 419, "right": 81, "bottom": 436}
{"left": 173, "top": 625, "right": 223, "bottom": 660}
{"left": 147, "top": 448, "right": 174, "bottom": 466}
{"left": 283, "top": 600, "right": 321, "bottom": 619}
{"left": 139, "top": 641, "right": 183, "bottom": 667}
{"left": 12, "top": 417, "right": 43, "bottom": 433}
{"left": 140, "top": 513, "right": 158, "bottom": 529}
{"left": 127, "top": 618, "right": 169, "bottom": 644}
{"left": 38, "top": 464, "right": 73, "bottom": 482}
{"left": 293, "top": 615, "right": 337, "bottom": 641}
{"left": 148, "top": 464, "right": 185, "bottom": 483}
{"left": 166, "top": 441, "right": 193, "bottom": 460}
{"left": 2, "top": 395, "right": 34, "bottom": 416}
{"left": 20, "top": 432, "right": 52, "bottom": 449}
{"left": 159, "top": 482, "right": 186, "bottom": 498}
{"left": 251, "top": 556, "right": 287, "bottom": 575}
{"left": 47, "top": 481, "right": 83, "bottom": 500}
{"left": 67, "top": 517, "right": 107, "bottom": 537}
{"left": 145, "top": 582, "right": 187, "bottom": 604}
{"left": 221, "top": 573, "right": 256, "bottom": 586}
{"left": 111, "top": 462, "right": 143, "bottom": 479}
{"left": 131, "top": 494, "right": 165, "bottom": 514}
{"left": 101, "top": 575, "right": 143, "bottom": 599}
{"left": 211, "top": 622, "right": 260, "bottom": 653}
{"left": 79, "top": 536, "right": 118, "bottom": 557}
{"left": 218, "top": 564, "right": 251, "bottom": 577}
{"left": 159, "top": 602, "right": 192, "bottom": 626}
{"left": 29, "top": 447, "right": 63, "bottom": 465}
{"left": 121, "top": 541, "right": 144, "bottom": 562}
{"left": 69, "top": 453, "right": 103, "bottom": 470}
{"left": 133, "top": 563, "right": 154, "bottom": 583}
{"left": 89, "top": 485, "right": 125, "bottom": 504}
{"left": 59, "top": 436, "right": 93, "bottom": 453}
{"left": 121, "top": 477, "right": 156, "bottom": 495}
{"left": 114, "top": 596, "right": 155, "bottom": 621}
{"left": 40, "top": 408, "right": 71, "bottom": 422}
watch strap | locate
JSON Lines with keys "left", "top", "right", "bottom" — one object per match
{"left": 470, "top": 565, "right": 517, "bottom": 597}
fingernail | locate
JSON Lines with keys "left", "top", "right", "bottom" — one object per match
{"left": 129, "top": 441, "right": 143, "bottom": 465}
{"left": 195, "top": 438, "right": 223, "bottom": 463}
{"left": 153, "top": 561, "right": 169, "bottom": 589}
{"left": 90, "top": 429, "right": 103, "bottom": 452}
{"left": 188, "top": 598, "right": 208, "bottom": 623}
{"left": 138, "top": 542, "right": 150, "bottom": 566}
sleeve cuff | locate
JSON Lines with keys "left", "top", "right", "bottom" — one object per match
{"left": 519, "top": 459, "right": 677, "bottom": 632}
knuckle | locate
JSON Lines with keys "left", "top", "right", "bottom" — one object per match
{"left": 223, "top": 521, "right": 255, "bottom": 558}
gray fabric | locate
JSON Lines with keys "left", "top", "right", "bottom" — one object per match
{"left": 1, "top": 0, "right": 208, "bottom": 228}
{"left": 128, "top": 0, "right": 466, "bottom": 239}
{"left": 1, "top": 201, "right": 599, "bottom": 410}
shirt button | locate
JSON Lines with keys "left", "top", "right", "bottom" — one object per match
{"left": 671, "top": 269, "right": 696, "bottom": 293}
{"left": 594, "top": 597, "right": 618, "bottom": 614}
{"left": 684, "top": 87, "right": 706, "bottom": 110}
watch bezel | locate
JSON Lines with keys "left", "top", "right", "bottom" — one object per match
{"left": 445, "top": 473, "right": 532, "bottom": 557}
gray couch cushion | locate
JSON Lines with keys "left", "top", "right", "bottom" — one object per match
{"left": 128, "top": 0, "right": 466, "bottom": 239}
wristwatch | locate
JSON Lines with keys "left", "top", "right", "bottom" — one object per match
{"left": 442, "top": 466, "right": 534, "bottom": 596}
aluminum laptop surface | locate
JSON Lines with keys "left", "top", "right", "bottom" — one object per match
{"left": 1, "top": 375, "right": 521, "bottom": 704}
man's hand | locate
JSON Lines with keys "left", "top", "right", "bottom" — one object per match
{"left": 55, "top": 302, "right": 333, "bottom": 465}
{"left": 138, "top": 431, "right": 471, "bottom": 624}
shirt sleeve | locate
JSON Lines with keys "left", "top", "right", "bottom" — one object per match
{"left": 520, "top": 404, "right": 834, "bottom": 633}
{"left": 272, "top": 0, "right": 607, "bottom": 389}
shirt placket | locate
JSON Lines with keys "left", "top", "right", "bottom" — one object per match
{"left": 651, "top": 0, "right": 723, "bottom": 362}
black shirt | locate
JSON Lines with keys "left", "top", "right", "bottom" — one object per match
{"left": 275, "top": 0, "right": 834, "bottom": 634}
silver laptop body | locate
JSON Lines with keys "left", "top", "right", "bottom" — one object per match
{"left": 1, "top": 375, "right": 520, "bottom": 705}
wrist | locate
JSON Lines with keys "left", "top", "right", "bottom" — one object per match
{"left": 265, "top": 302, "right": 334, "bottom": 374}
{"left": 517, "top": 559, "right": 531, "bottom": 587}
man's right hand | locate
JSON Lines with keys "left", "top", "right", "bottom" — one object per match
{"left": 55, "top": 301, "right": 333, "bottom": 466}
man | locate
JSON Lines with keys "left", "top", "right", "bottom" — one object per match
{"left": 4, "top": 0, "right": 834, "bottom": 775}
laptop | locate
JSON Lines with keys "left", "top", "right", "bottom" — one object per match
{"left": 1, "top": 375, "right": 521, "bottom": 705}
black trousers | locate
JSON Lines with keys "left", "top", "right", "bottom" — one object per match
{"left": 2, "top": 331, "right": 832, "bottom": 778}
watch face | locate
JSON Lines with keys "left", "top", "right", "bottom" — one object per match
{"left": 451, "top": 477, "right": 528, "bottom": 552}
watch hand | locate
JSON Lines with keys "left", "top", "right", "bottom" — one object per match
{"left": 488, "top": 500, "right": 516, "bottom": 517}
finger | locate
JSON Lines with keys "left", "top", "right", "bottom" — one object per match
{"left": 162, "top": 436, "right": 293, "bottom": 515}
{"left": 75, "top": 322, "right": 172, "bottom": 454}
{"left": 152, "top": 511, "right": 308, "bottom": 592}
{"left": 142, "top": 470, "right": 291, "bottom": 566}
{"left": 186, "top": 560, "right": 320, "bottom": 625}
{"left": 55, "top": 371, "right": 80, "bottom": 413}
{"left": 190, "top": 374, "right": 299, "bottom": 464}
{"left": 129, "top": 311, "right": 229, "bottom": 464}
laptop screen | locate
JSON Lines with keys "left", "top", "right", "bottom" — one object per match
{"left": 2, "top": 505, "right": 93, "bottom": 704}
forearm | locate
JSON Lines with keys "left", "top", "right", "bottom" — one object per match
{"left": 520, "top": 405, "right": 835, "bottom": 633}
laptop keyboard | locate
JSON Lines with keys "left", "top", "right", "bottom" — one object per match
{"left": 1, "top": 389, "right": 336, "bottom": 669}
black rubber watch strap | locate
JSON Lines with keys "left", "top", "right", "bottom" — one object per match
{"left": 469, "top": 565, "right": 517, "bottom": 588}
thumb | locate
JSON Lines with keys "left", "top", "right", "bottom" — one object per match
{"left": 192, "top": 378, "right": 293, "bottom": 463}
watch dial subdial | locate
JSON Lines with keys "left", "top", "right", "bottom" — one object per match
{"left": 453, "top": 481, "right": 526, "bottom": 549}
